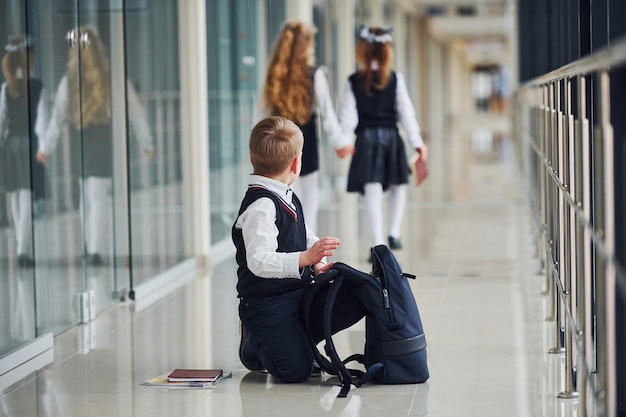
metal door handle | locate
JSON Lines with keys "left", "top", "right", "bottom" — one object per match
{"left": 66, "top": 29, "right": 77, "bottom": 48}
{"left": 80, "top": 31, "right": 91, "bottom": 49}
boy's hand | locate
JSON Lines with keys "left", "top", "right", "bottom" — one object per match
{"left": 300, "top": 237, "right": 340, "bottom": 268}
{"left": 313, "top": 261, "right": 335, "bottom": 275}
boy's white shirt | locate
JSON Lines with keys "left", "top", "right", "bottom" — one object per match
{"left": 235, "top": 174, "right": 321, "bottom": 279}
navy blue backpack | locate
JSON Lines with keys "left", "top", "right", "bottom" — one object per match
{"left": 302, "top": 245, "right": 429, "bottom": 397}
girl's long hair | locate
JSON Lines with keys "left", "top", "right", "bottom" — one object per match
{"left": 2, "top": 36, "right": 34, "bottom": 98}
{"left": 263, "top": 21, "right": 316, "bottom": 125}
{"left": 355, "top": 26, "right": 394, "bottom": 95}
{"left": 68, "top": 26, "right": 111, "bottom": 129}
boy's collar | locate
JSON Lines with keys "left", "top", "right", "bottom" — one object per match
{"left": 249, "top": 174, "right": 291, "bottom": 196}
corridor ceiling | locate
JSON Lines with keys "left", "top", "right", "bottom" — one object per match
{"left": 411, "top": 0, "right": 514, "bottom": 65}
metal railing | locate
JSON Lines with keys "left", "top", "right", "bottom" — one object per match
{"left": 515, "top": 37, "right": 626, "bottom": 417}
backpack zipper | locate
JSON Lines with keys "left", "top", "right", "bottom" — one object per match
{"left": 382, "top": 288, "right": 397, "bottom": 327}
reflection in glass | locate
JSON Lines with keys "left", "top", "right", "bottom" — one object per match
{"left": 1, "top": 35, "right": 46, "bottom": 268}
{"left": 39, "top": 26, "right": 154, "bottom": 267}
{"left": 207, "top": 0, "right": 262, "bottom": 245}
{"left": 125, "top": 1, "right": 186, "bottom": 286}
{"left": 1, "top": 0, "right": 189, "bottom": 357}
{"left": 0, "top": 33, "right": 42, "bottom": 357}
{"left": 9, "top": 270, "right": 36, "bottom": 342}
{"left": 238, "top": 371, "right": 430, "bottom": 416}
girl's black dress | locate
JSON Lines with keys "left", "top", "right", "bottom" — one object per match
{"left": 346, "top": 71, "right": 410, "bottom": 194}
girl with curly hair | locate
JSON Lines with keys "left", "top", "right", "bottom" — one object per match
{"left": 259, "top": 21, "right": 351, "bottom": 233}
{"left": 37, "top": 26, "right": 154, "bottom": 266}
{"left": 0, "top": 36, "right": 47, "bottom": 267}
{"left": 338, "top": 26, "right": 428, "bottom": 258}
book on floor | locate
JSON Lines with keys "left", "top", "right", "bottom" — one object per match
{"left": 141, "top": 370, "right": 230, "bottom": 389}
{"left": 167, "top": 368, "right": 223, "bottom": 383}
{"left": 141, "top": 374, "right": 215, "bottom": 388}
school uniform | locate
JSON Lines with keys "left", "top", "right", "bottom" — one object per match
{"left": 40, "top": 76, "right": 154, "bottom": 259}
{"left": 339, "top": 70, "right": 425, "bottom": 249}
{"left": 339, "top": 71, "right": 425, "bottom": 194}
{"left": 0, "top": 80, "right": 45, "bottom": 192}
{"left": 0, "top": 80, "right": 47, "bottom": 261}
{"left": 232, "top": 175, "right": 363, "bottom": 382}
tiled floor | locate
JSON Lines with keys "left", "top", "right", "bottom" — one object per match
{"left": 0, "top": 142, "right": 584, "bottom": 417}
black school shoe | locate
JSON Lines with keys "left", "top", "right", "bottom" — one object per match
{"left": 388, "top": 236, "right": 403, "bottom": 249}
{"left": 239, "top": 323, "right": 265, "bottom": 372}
{"left": 311, "top": 360, "right": 322, "bottom": 376}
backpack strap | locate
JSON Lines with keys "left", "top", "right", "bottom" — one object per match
{"left": 322, "top": 274, "right": 355, "bottom": 397}
{"left": 303, "top": 264, "right": 382, "bottom": 397}
{"left": 302, "top": 270, "right": 360, "bottom": 397}
{"left": 302, "top": 270, "right": 339, "bottom": 376}
{"left": 340, "top": 354, "right": 384, "bottom": 387}
{"left": 323, "top": 272, "right": 392, "bottom": 396}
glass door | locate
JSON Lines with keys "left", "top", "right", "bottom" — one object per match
{"left": 33, "top": 2, "right": 128, "bottom": 335}
{"left": 207, "top": 0, "right": 263, "bottom": 246}
{"left": 2, "top": 0, "right": 182, "bottom": 365}
{"left": 0, "top": 0, "right": 42, "bottom": 358}
{"left": 124, "top": 0, "right": 185, "bottom": 290}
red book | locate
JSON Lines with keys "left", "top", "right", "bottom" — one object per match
{"left": 409, "top": 153, "right": 429, "bottom": 186}
{"left": 167, "top": 369, "right": 223, "bottom": 382}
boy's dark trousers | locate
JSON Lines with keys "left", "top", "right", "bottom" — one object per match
{"left": 239, "top": 285, "right": 364, "bottom": 383}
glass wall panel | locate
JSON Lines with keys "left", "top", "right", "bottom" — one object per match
{"left": 34, "top": 1, "right": 128, "bottom": 334}
{"left": 312, "top": 4, "right": 338, "bottom": 199}
{"left": 207, "top": 0, "right": 266, "bottom": 245}
{"left": 0, "top": 0, "right": 41, "bottom": 357}
{"left": 124, "top": 1, "right": 184, "bottom": 288}
{"left": 266, "top": 0, "right": 286, "bottom": 50}
{"left": 1, "top": 0, "right": 188, "bottom": 361}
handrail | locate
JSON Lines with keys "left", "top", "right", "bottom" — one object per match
{"left": 520, "top": 34, "right": 626, "bottom": 86}
{"left": 516, "top": 41, "right": 625, "bottom": 417}
{"left": 528, "top": 140, "right": 608, "bottom": 256}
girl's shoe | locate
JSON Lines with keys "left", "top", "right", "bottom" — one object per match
{"left": 388, "top": 236, "right": 403, "bottom": 249}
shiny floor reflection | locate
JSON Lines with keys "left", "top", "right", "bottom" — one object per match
{"left": 0, "top": 142, "right": 585, "bottom": 417}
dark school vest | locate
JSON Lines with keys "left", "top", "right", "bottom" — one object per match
{"left": 5, "top": 79, "right": 43, "bottom": 137}
{"left": 232, "top": 185, "right": 312, "bottom": 299}
{"left": 297, "top": 67, "right": 318, "bottom": 176}
{"left": 298, "top": 112, "right": 318, "bottom": 176}
{"left": 348, "top": 71, "right": 398, "bottom": 132}
{"left": 70, "top": 121, "right": 113, "bottom": 178}
{"left": 3, "top": 79, "right": 45, "bottom": 196}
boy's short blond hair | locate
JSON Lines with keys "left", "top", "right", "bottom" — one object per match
{"left": 250, "top": 116, "right": 303, "bottom": 176}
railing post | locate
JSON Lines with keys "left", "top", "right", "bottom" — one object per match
{"left": 548, "top": 81, "right": 565, "bottom": 354}
{"left": 574, "top": 74, "right": 590, "bottom": 416}
{"left": 538, "top": 86, "right": 549, "bottom": 294}
{"left": 558, "top": 76, "right": 579, "bottom": 399}
{"left": 593, "top": 70, "right": 617, "bottom": 417}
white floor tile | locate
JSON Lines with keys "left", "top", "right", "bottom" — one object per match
{"left": 0, "top": 152, "right": 593, "bottom": 417}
